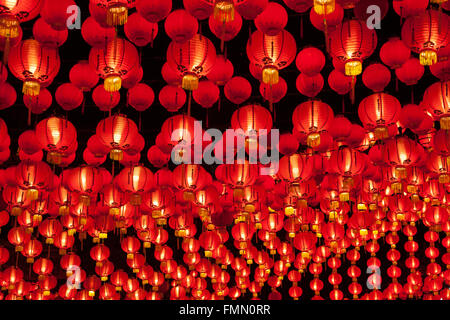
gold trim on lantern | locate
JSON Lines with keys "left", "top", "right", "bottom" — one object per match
{"left": 104, "top": 75, "right": 122, "bottom": 92}
{"left": 182, "top": 74, "right": 199, "bottom": 91}
{"left": 23, "top": 80, "right": 40, "bottom": 96}
{"left": 420, "top": 49, "right": 437, "bottom": 66}
{"left": 344, "top": 59, "right": 362, "bottom": 76}
{"left": 110, "top": 149, "right": 123, "bottom": 161}
{"left": 307, "top": 132, "right": 321, "bottom": 147}
{"left": 440, "top": 116, "right": 450, "bottom": 130}
{"left": 262, "top": 66, "right": 279, "bottom": 85}
{"left": 214, "top": 0, "right": 235, "bottom": 23}
{"left": 107, "top": 5, "right": 128, "bottom": 26}
{"left": 313, "top": 0, "right": 336, "bottom": 15}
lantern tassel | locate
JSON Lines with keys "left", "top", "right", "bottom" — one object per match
{"left": 3, "top": 36, "right": 10, "bottom": 65}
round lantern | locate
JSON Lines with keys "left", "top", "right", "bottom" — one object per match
{"left": 395, "top": 58, "right": 424, "bottom": 87}
{"left": 224, "top": 76, "right": 252, "bottom": 105}
{"left": 96, "top": 114, "right": 139, "bottom": 161}
{"left": 362, "top": 63, "right": 391, "bottom": 92}
{"left": 69, "top": 61, "right": 99, "bottom": 92}
{"left": 296, "top": 73, "right": 324, "bottom": 98}
{"left": 193, "top": 80, "right": 220, "bottom": 109}
{"left": 401, "top": 9, "right": 450, "bottom": 66}
{"left": 32, "top": 18, "right": 67, "bottom": 48}
{"left": 358, "top": 93, "right": 401, "bottom": 139}
{"left": 231, "top": 103, "right": 273, "bottom": 136}
{"left": 164, "top": 9, "right": 198, "bottom": 44}
{"left": 254, "top": 2, "right": 287, "bottom": 36}
{"left": 422, "top": 80, "right": 450, "bottom": 129}
{"left": 0, "top": 82, "right": 16, "bottom": 110}
{"left": 92, "top": 85, "right": 121, "bottom": 112}
{"left": 292, "top": 100, "right": 334, "bottom": 147}
{"left": 247, "top": 29, "right": 296, "bottom": 85}
{"left": 166, "top": 34, "right": 217, "bottom": 91}
{"left": 89, "top": 37, "right": 139, "bottom": 93}
{"left": 81, "top": 17, "right": 116, "bottom": 48}
{"left": 124, "top": 12, "right": 158, "bottom": 47}
{"left": 296, "top": 46, "right": 325, "bottom": 76}
{"left": 159, "top": 85, "right": 186, "bottom": 112}
{"left": 8, "top": 39, "right": 60, "bottom": 96}
{"left": 379, "top": 37, "right": 410, "bottom": 70}
{"left": 136, "top": 0, "right": 172, "bottom": 23}
{"left": 329, "top": 19, "right": 377, "bottom": 76}
{"left": 207, "top": 54, "right": 234, "bottom": 85}
{"left": 55, "top": 83, "right": 83, "bottom": 111}
{"left": 90, "top": 0, "right": 132, "bottom": 26}
{"left": 128, "top": 83, "right": 154, "bottom": 112}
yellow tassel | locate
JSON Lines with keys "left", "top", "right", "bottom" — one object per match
{"left": 47, "top": 152, "right": 62, "bottom": 165}
{"left": 340, "top": 192, "right": 350, "bottom": 202}
{"left": 345, "top": 60, "right": 362, "bottom": 76}
{"left": 374, "top": 127, "right": 388, "bottom": 140}
{"left": 183, "top": 190, "right": 195, "bottom": 201}
{"left": 182, "top": 74, "right": 199, "bottom": 91}
{"left": 395, "top": 167, "right": 407, "bottom": 179}
{"left": 439, "top": 173, "right": 449, "bottom": 184}
{"left": 109, "top": 149, "right": 123, "bottom": 161}
{"left": 440, "top": 117, "right": 450, "bottom": 130}
{"left": 107, "top": 6, "right": 128, "bottom": 26}
{"left": 104, "top": 75, "right": 122, "bottom": 92}
{"left": 214, "top": 1, "right": 235, "bottom": 23}
{"left": 27, "top": 189, "right": 39, "bottom": 201}
{"left": 262, "top": 66, "right": 279, "bottom": 85}
{"left": 79, "top": 195, "right": 91, "bottom": 206}
{"left": 307, "top": 132, "right": 321, "bottom": 147}
{"left": 313, "top": 0, "right": 336, "bottom": 15}
{"left": 23, "top": 80, "right": 40, "bottom": 96}
{"left": 420, "top": 49, "right": 437, "bottom": 66}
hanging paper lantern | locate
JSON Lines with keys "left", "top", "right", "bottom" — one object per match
{"left": 124, "top": 12, "right": 158, "bottom": 47}
{"left": 121, "top": 66, "right": 143, "bottom": 89}
{"left": 395, "top": 58, "right": 424, "bottom": 86}
{"left": 161, "top": 62, "right": 182, "bottom": 86}
{"left": 362, "top": 63, "right": 391, "bottom": 92}
{"left": 69, "top": 61, "right": 99, "bottom": 92}
{"left": 235, "top": 0, "right": 268, "bottom": 20}
{"left": 224, "top": 76, "right": 252, "bottom": 105}
{"left": 183, "top": 0, "right": 214, "bottom": 20}
{"left": 128, "top": 83, "right": 154, "bottom": 112}
{"left": 283, "top": 0, "right": 313, "bottom": 12}
{"left": 0, "top": 82, "right": 16, "bottom": 110}
{"left": 35, "top": 117, "right": 77, "bottom": 165}
{"left": 260, "top": 76, "right": 287, "bottom": 103}
{"left": 207, "top": 55, "right": 234, "bottom": 85}
{"left": 329, "top": 19, "right": 377, "bottom": 76}
{"left": 164, "top": 9, "right": 198, "bottom": 44}
{"left": 89, "top": 37, "right": 139, "bottom": 93}
{"left": 40, "top": 0, "right": 77, "bottom": 30}
{"left": 115, "top": 165, "right": 154, "bottom": 205}
{"left": 81, "top": 17, "right": 116, "bottom": 48}
{"left": 328, "top": 70, "right": 352, "bottom": 95}
{"left": 96, "top": 114, "right": 139, "bottom": 161}
{"left": 231, "top": 103, "right": 272, "bottom": 138}
{"left": 193, "top": 80, "right": 220, "bottom": 109}
{"left": 358, "top": 93, "right": 401, "bottom": 139}
{"left": 92, "top": 85, "right": 121, "bottom": 112}
{"left": 296, "top": 73, "right": 324, "bottom": 98}
{"left": 430, "top": 59, "right": 450, "bottom": 81}
{"left": 8, "top": 39, "right": 60, "bottom": 96}
{"left": 401, "top": 9, "right": 450, "bottom": 66}
{"left": 23, "top": 87, "right": 52, "bottom": 115}
{"left": 292, "top": 100, "right": 334, "bottom": 147}
{"left": 247, "top": 29, "right": 296, "bottom": 85}
{"left": 55, "top": 83, "right": 83, "bottom": 111}
{"left": 398, "top": 104, "right": 427, "bottom": 131}
{"left": 166, "top": 34, "right": 217, "bottom": 91}
{"left": 379, "top": 37, "right": 411, "bottom": 70}
{"left": 32, "top": 18, "right": 67, "bottom": 48}
{"left": 136, "top": 0, "right": 172, "bottom": 23}
{"left": 254, "top": 2, "right": 287, "bottom": 36}
{"left": 159, "top": 85, "right": 186, "bottom": 112}
{"left": 421, "top": 80, "right": 450, "bottom": 129}
{"left": 296, "top": 47, "right": 325, "bottom": 77}
{"left": 393, "top": 0, "right": 429, "bottom": 18}
{"left": 147, "top": 145, "right": 170, "bottom": 168}
{"left": 208, "top": 9, "right": 242, "bottom": 45}
{"left": 309, "top": 2, "right": 343, "bottom": 32}
{"left": 354, "top": 0, "right": 388, "bottom": 22}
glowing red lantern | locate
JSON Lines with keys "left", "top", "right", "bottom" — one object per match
{"left": 164, "top": 9, "right": 198, "bottom": 44}
{"left": 124, "top": 12, "right": 158, "bottom": 47}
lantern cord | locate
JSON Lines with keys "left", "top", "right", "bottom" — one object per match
{"left": 395, "top": 75, "right": 398, "bottom": 92}
{"left": 342, "top": 95, "right": 345, "bottom": 114}
{"left": 411, "top": 86, "right": 414, "bottom": 104}
{"left": 29, "top": 263, "right": 31, "bottom": 279}
{"left": 218, "top": 87, "right": 222, "bottom": 112}
{"left": 206, "top": 108, "right": 209, "bottom": 127}
{"left": 139, "top": 112, "right": 142, "bottom": 132}
{"left": 27, "top": 107, "right": 31, "bottom": 126}
{"left": 15, "top": 252, "right": 18, "bottom": 268}
{"left": 47, "top": 244, "right": 51, "bottom": 259}
{"left": 187, "top": 90, "right": 192, "bottom": 117}
{"left": 199, "top": 20, "right": 202, "bottom": 36}
{"left": 324, "top": 18, "right": 330, "bottom": 54}
{"left": 350, "top": 76, "right": 356, "bottom": 105}
{"left": 269, "top": 84, "right": 273, "bottom": 114}
{"left": 3, "top": 37, "right": 10, "bottom": 65}
{"left": 221, "top": 21, "right": 226, "bottom": 53}
{"left": 139, "top": 47, "right": 142, "bottom": 65}
{"left": 81, "top": 92, "right": 86, "bottom": 115}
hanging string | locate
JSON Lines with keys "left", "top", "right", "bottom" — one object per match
{"left": 218, "top": 86, "right": 222, "bottom": 112}
{"left": 411, "top": 86, "right": 414, "bottom": 104}
{"left": 342, "top": 95, "right": 345, "bottom": 114}
{"left": 81, "top": 92, "right": 86, "bottom": 115}
{"left": 350, "top": 76, "right": 356, "bottom": 105}
{"left": 187, "top": 90, "right": 192, "bottom": 116}
{"left": 206, "top": 108, "right": 209, "bottom": 127}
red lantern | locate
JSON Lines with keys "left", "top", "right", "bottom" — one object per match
{"left": 40, "top": 0, "right": 76, "bottom": 30}
{"left": 254, "top": 2, "right": 287, "bottom": 36}
{"left": 329, "top": 19, "right": 377, "bottom": 76}
{"left": 193, "top": 80, "right": 220, "bottom": 109}
{"left": 296, "top": 46, "right": 325, "bottom": 76}
{"left": 89, "top": 37, "right": 139, "bottom": 93}
{"left": 395, "top": 58, "right": 424, "bottom": 86}
{"left": 379, "top": 37, "right": 410, "bottom": 70}
{"left": 421, "top": 81, "right": 450, "bottom": 129}
{"left": 224, "top": 76, "right": 252, "bottom": 105}
{"left": 358, "top": 93, "right": 401, "bottom": 139}
{"left": 362, "top": 63, "right": 391, "bottom": 92}
{"left": 69, "top": 60, "right": 99, "bottom": 92}
{"left": 401, "top": 9, "right": 450, "bottom": 66}
{"left": 81, "top": 16, "right": 115, "bottom": 48}
{"left": 159, "top": 85, "right": 186, "bottom": 112}
{"left": 136, "top": 0, "right": 172, "bottom": 23}
{"left": 207, "top": 54, "right": 233, "bottom": 85}
{"left": 128, "top": 83, "right": 155, "bottom": 112}
{"left": 8, "top": 39, "right": 60, "bottom": 96}
{"left": 90, "top": 0, "right": 132, "bottom": 26}
{"left": 164, "top": 9, "right": 198, "bottom": 44}
{"left": 0, "top": 82, "right": 16, "bottom": 110}
{"left": 166, "top": 34, "right": 217, "bottom": 91}
{"left": 247, "top": 29, "right": 296, "bottom": 85}
{"left": 55, "top": 83, "right": 83, "bottom": 111}
{"left": 230, "top": 103, "right": 272, "bottom": 134}
{"left": 296, "top": 73, "right": 324, "bottom": 98}
{"left": 292, "top": 100, "right": 334, "bottom": 147}
{"left": 124, "top": 12, "right": 158, "bottom": 47}
{"left": 32, "top": 18, "right": 67, "bottom": 48}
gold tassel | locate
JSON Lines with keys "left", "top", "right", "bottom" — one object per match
{"left": 107, "top": 5, "right": 128, "bottom": 26}
{"left": 104, "top": 75, "right": 122, "bottom": 92}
